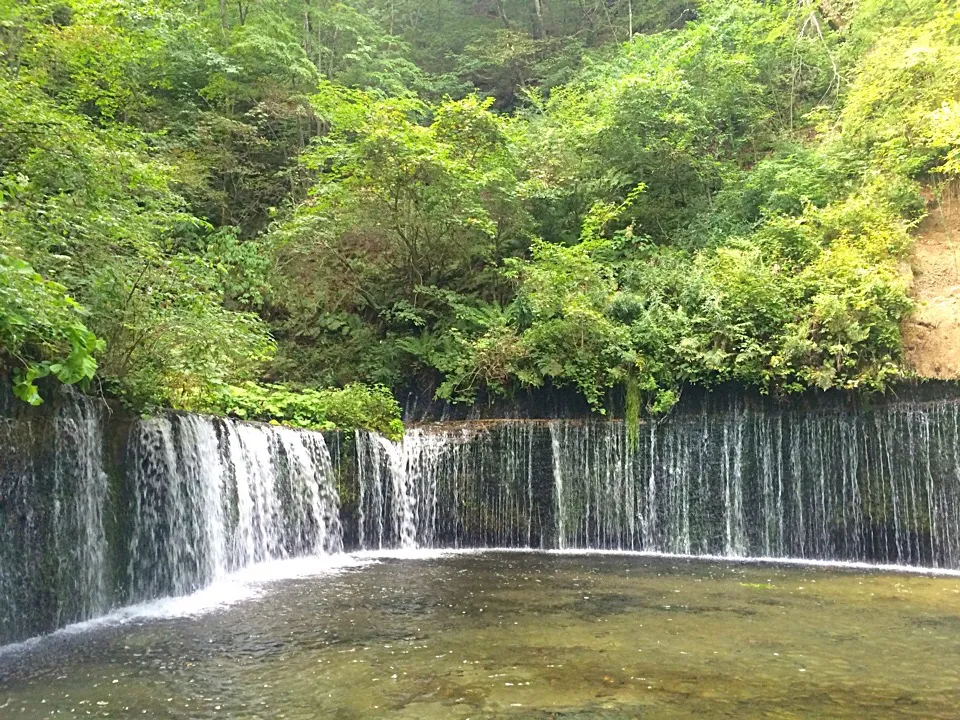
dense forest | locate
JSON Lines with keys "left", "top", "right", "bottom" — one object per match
{"left": 1, "top": 0, "right": 958, "bottom": 433}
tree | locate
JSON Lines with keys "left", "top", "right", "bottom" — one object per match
{"left": 0, "top": 0, "right": 950, "bottom": 419}
{"left": 268, "top": 89, "right": 530, "bottom": 385}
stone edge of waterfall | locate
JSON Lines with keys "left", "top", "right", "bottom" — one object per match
{"left": 400, "top": 379, "right": 960, "bottom": 423}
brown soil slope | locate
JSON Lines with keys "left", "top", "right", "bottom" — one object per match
{"left": 903, "top": 184, "right": 960, "bottom": 378}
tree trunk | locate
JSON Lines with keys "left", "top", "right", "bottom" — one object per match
{"left": 218, "top": 0, "right": 228, "bottom": 32}
{"left": 628, "top": 0, "right": 633, "bottom": 37}
{"left": 303, "top": 0, "right": 313, "bottom": 58}
{"left": 496, "top": 0, "right": 510, "bottom": 28}
{"left": 531, "top": 0, "right": 546, "bottom": 39}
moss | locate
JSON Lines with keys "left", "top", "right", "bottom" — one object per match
{"left": 624, "top": 374, "right": 640, "bottom": 450}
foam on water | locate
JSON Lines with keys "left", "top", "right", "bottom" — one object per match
{"left": 0, "top": 550, "right": 461, "bottom": 654}
{"left": 354, "top": 546, "right": 960, "bottom": 578}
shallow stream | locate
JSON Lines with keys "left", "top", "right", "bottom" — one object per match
{"left": 3, "top": 551, "right": 960, "bottom": 718}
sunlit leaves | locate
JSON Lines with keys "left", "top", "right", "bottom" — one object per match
{"left": 841, "top": 8, "right": 960, "bottom": 177}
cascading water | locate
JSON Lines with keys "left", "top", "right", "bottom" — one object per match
{"left": 0, "top": 396, "right": 342, "bottom": 645}
{"left": 353, "top": 398, "right": 960, "bottom": 568}
{"left": 0, "top": 392, "right": 108, "bottom": 642}
{"left": 52, "top": 397, "right": 110, "bottom": 623}
{"left": 9, "top": 387, "right": 960, "bottom": 646}
{"left": 355, "top": 423, "right": 548, "bottom": 549}
{"left": 127, "top": 414, "right": 343, "bottom": 601}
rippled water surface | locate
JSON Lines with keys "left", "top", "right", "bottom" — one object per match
{"left": 3, "top": 552, "right": 960, "bottom": 718}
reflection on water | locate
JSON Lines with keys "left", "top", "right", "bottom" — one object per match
{"left": 2, "top": 552, "right": 960, "bottom": 719}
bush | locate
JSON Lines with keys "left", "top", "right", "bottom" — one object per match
{"left": 0, "top": 251, "right": 103, "bottom": 405}
{"left": 204, "top": 381, "right": 404, "bottom": 440}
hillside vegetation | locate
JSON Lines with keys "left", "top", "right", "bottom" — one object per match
{"left": 1, "top": 0, "right": 959, "bottom": 429}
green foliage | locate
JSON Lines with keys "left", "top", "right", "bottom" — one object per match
{"left": 0, "top": 0, "right": 277, "bottom": 411}
{"left": 270, "top": 89, "right": 531, "bottom": 387}
{"left": 88, "top": 253, "right": 277, "bottom": 411}
{"left": 841, "top": 7, "right": 960, "bottom": 177}
{"left": 456, "top": 30, "right": 581, "bottom": 110}
{"left": 624, "top": 371, "right": 640, "bottom": 449}
{"left": 521, "top": 0, "right": 838, "bottom": 246}
{"left": 2, "top": 0, "right": 955, "bottom": 426}
{"left": 510, "top": 239, "right": 630, "bottom": 409}
{"left": 205, "top": 381, "right": 404, "bottom": 439}
{"left": 0, "top": 251, "right": 102, "bottom": 405}
{"left": 264, "top": 0, "right": 949, "bottom": 417}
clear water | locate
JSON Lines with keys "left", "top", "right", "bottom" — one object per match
{"left": 3, "top": 551, "right": 960, "bottom": 719}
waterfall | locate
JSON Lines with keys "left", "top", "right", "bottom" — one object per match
{"left": 0, "top": 398, "right": 342, "bottom": 644}
{"left": 355, "top": 423, "right": 545, "bottom": 549}
{"left": 53, "top": 397, "right": 110, "bottom": 623}
{"left": 9, "top": 387, "right": 960, "bottom": 645}
{"left": 127, "top": 414, "right": 342, "bottom": 601}
{"left": 0, "top": 392, "right": 108, "bottom": 642}
{"left": 546, "top": 402, "right": 960, "bottom": 565}
{"left": 352, "top": 400, "right": 960, "bottom": 568}
{"left": 355, "top": 429, "right": 445, "bottom": 549}
{"left": 551, "top": 423, "right": 566, "bottom": 550}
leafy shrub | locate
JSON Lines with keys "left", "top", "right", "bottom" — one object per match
{"left": 841, "top": 9, "right": 960, "bottom": 177}
{"left": 204, "top": 382, "right": 404, "bottom": 440}
{"left": 88, "top": 253, "right": 277, "bottom": 412}
{"left": 0, "top": 251, "right": 103, "bottom": 405}
{"left": 2, "top": 0, "right": 951, "bottom": 426}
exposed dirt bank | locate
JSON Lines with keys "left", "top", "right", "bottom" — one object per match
{"left": 903, "top": 183, "right": 960, "bottom": 378}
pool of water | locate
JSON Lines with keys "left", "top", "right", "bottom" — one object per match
{"left": 3, "top": 551, "right": 960, "bottom": 718}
